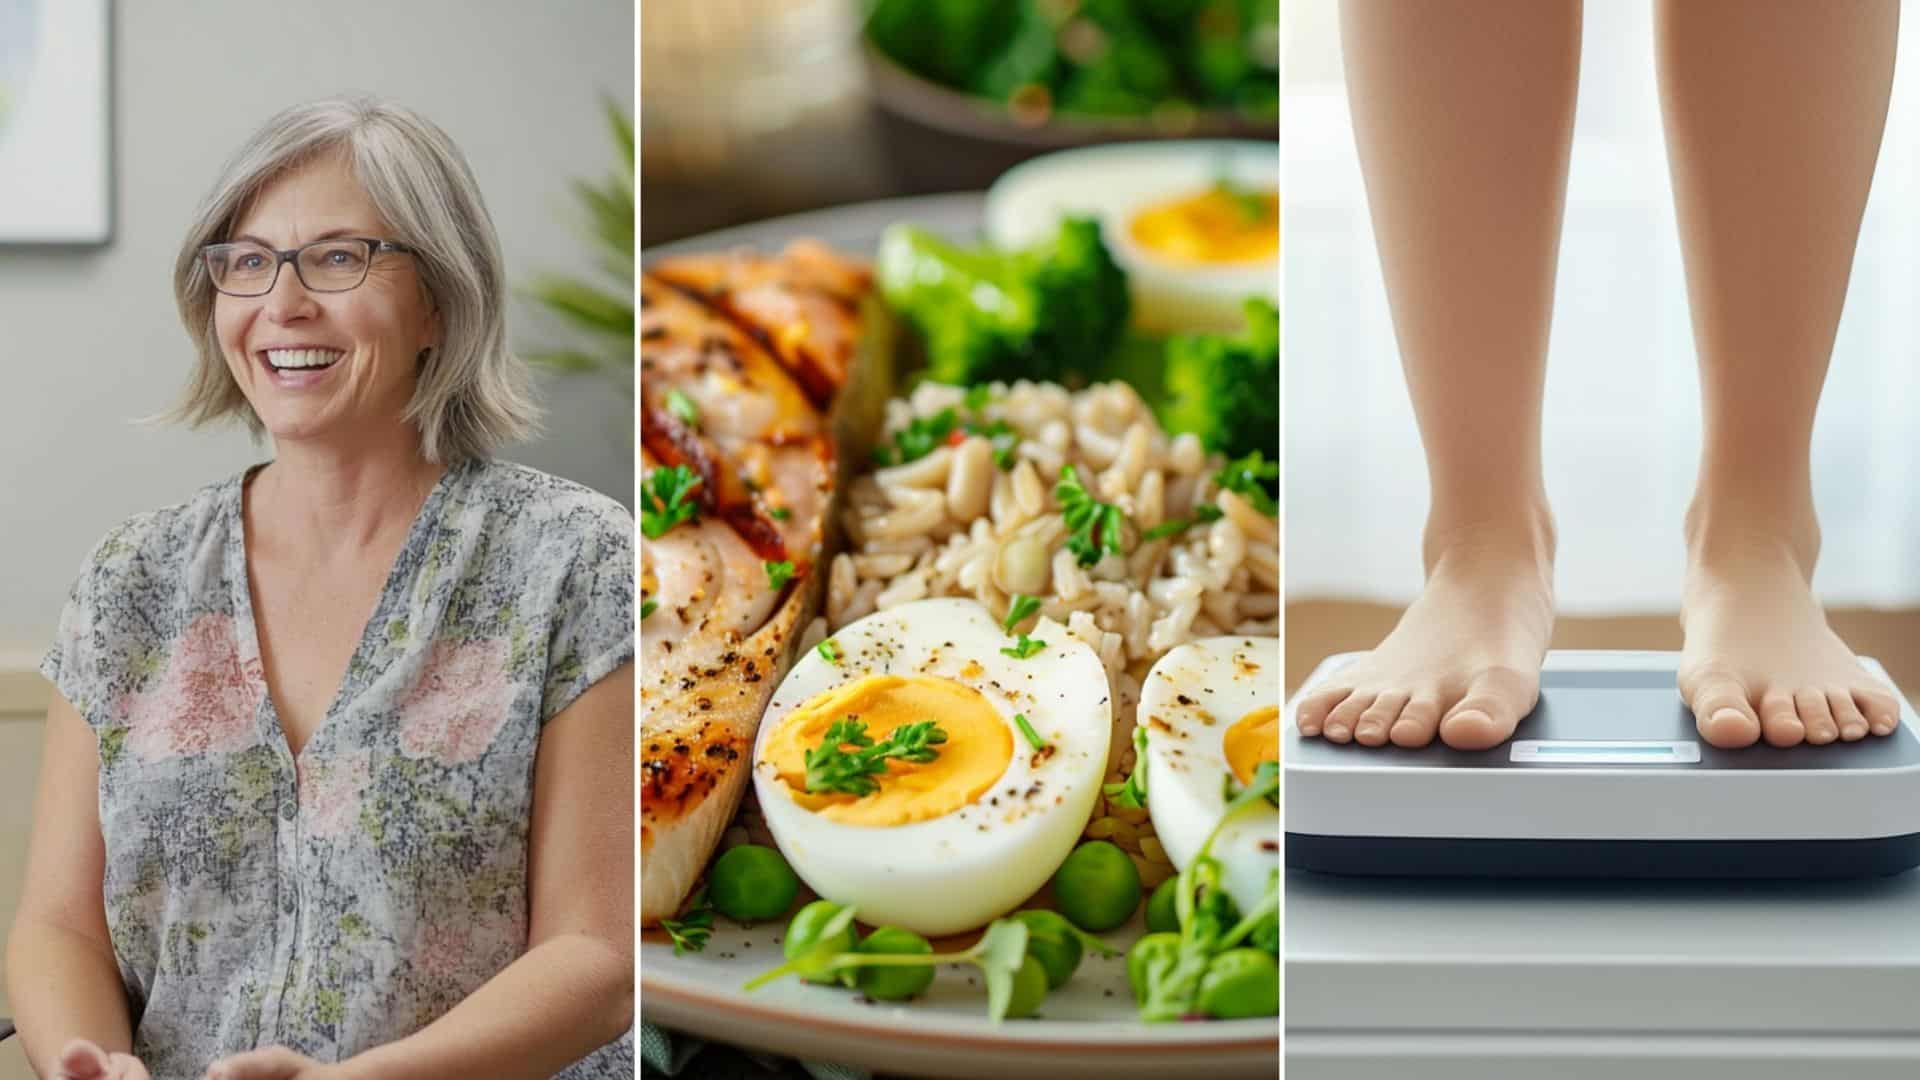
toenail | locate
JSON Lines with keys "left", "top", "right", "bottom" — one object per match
{"left": 1327, "top": 725, "right": 1347, "bottom": 737}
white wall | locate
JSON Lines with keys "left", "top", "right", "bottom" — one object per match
{"left": 1284, "top": 0, "right": 1920, "bottom": 613}
{"left": 0, "top": 1, "right": 635, "bottom": 662}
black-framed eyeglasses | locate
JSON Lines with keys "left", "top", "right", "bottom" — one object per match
{"left": 202, "top": 237, "right": 418, "bottom": 297}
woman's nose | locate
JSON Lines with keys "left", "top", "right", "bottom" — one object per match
{"left": 262, "top": 260, "right": 320, "bottom": 323}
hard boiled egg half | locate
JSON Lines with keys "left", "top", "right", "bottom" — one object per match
{"left": 752, "top": 598, "right": 1112, "bottom": 937}
{"left": 984, "top": 140, "right": 1278, "bottom": 334}
{"left": 1141, "top": 636, "right": 1280, "bottom": 916}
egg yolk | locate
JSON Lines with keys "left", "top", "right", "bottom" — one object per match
{"left": 763, "top": 674, "right": 1013, "bottom": 827}
{"left": 1224, "top": 705, "right": 1279, "bottom": 785}
{"left": 1128, "top": 185, "right": 1279, "bottom": 267}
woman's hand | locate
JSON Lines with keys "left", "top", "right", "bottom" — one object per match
{"left": 204, "top": 1046, "right": 350, "bottom": 1080}
{"left": 54, "top": 1039, "right": 151, "bottom": 1080}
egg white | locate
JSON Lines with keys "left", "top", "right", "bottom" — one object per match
{"left": 1141, "top": 636, "right": 1280, "bottom": 916}
{"left": 983, "top": 140, "right": 1278, "bottom": 335}
{"left": 752, "top": 598, "right": 1112, "bottom": 936}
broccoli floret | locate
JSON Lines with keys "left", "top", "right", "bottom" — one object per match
{"left": 1157, "top": 297, "right": 1278, "bottom": 460}
{"left": 876, "top": 217, "right": 1130, "bottom": 387}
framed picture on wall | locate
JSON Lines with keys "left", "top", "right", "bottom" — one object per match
{"left": 0, "top": 0, "right": 113, "bottom": 246}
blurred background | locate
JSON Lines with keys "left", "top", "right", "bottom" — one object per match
{"left": 1283, "top": 0, "right": 1920, "bottom": 695}
{"left": 0, "top": 4, "right": 631, "bottom": 1071}
{"left": 641, "top": 0, "right": 1279, "bottom": 246}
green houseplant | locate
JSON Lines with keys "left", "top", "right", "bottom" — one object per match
{"left": 524, "top": 98, "right": 634, "bottom": 391}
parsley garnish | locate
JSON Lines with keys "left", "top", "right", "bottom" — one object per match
{"left": 641, "top": 465, "right": 701, "bottom": 540}
{"left": 660, "top": 888, "right": 714, "bottom": 955}
{"left": 873, "top": 408, "right": 959, "bottom": 467}
{"left": 1215, "top": 451, "right": 1278, "bottom": 517}
{"left": 665, "top": 388, "right": 700, "bottom": 427}
{"left": 1056, "top": 464, "right": 1127, "bottom": 567}
{"left": 1013, "top": 713, "right": 1047, "bottom": 751}
{"left": 816, "top": 638, "right": 842, "bottom": 664}
{"left": 1001, "top": 636, "right": 1047, "bottom": 659}
{"left": 804, "top": 718, "right": 949, "bottom": 797}
{"left": 963, "top": 418, "right": 1020, "bottom": 471}
{"left": 1104, "top": 726, "right": 1150, "bottom": 809}
{"left": 641, "top": 599, "right": 658, "bottom": 619}
{"left": 769, "top": 506, "right": 792, "bottom": 521}
{"left": 1142, "top": 504, "right": 1225, "bottom": 541}
{"left": 1002, "top": 594, "right": 1041, "bottom": 631}
{"left": 964, "top": 384, "right": 993, "bottom": 411}
{"left": 764, "top": 560, "right": 796, "bottom": 591}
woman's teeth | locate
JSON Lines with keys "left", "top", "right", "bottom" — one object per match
{"left": 265, "top": 348, "right": 343, "bottom": 370}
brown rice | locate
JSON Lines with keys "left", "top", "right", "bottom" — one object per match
{"left": 800, "top": 379, "right": 1280, "bottom": 890}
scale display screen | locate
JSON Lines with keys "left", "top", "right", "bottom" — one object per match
{"left": 1510, "top": 740, "right": 1702, "bottom": 765}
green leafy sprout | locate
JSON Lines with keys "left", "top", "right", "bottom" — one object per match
{"left": 659, "top": 888, "right": 713, "bottom": 956}
{"left": 1137, "top": 761, "right": 1280, "bottom": 1022}
{"left": 746, "top": 907, "right": 1035, "bottom": 1024}
{"left": 804, "top": 718, "right": 949, "bottom": 797}
{"left": 1056, "top": 464, "right": 1128, "bottom": 568}
{"left": 641, "top": 465, "right": 700, "bottom": 540}
{"left": 1104, "top": 725, "right": 1150, "bottom": 809}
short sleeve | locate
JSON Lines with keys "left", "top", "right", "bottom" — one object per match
{"left": 541, "top": 501, "right": 636, "bottom": 722}
{"left": 39, "top": 524, "right": 130, "bottom": 732}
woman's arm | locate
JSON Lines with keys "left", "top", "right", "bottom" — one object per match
{"left": 4, "top": 693, "right": 139, "bottom": 1077}
{"left": 337, "top": 662, "right": 635, "bottom": 1080}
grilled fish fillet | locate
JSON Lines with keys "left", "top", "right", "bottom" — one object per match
{"left": 640, "top": 243, "right": 890, "bottom": 926}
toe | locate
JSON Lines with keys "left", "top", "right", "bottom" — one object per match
{"left": 1758, "top": 691, "right": 1805, "bottom": 748}
{"left": 1390, "top": 697, "right": 1443, "bottom": 748}
{"left": 1355, "top": 692, "right": 1409, "bottom": 747}
{"left": 1295, "top": 687, "right": 1351, "bottom": 737}
{"left": 1828, "top": 690, "right": 1868, "bottom": 742}
{"left": 1438, "top": 668, "right": 1535, "bottom": 751}
{"left": 1796, "top": 688, "right": 1838, "bottom": 745}
{"left": 1856, "top": 687, "right": 1901, "bottom": 737}
{"left": 1686, "top": 671, "right": 1760, "bottom": 749}
{"left": 1323, "top": 692, "right": 1376, "bottom": 744}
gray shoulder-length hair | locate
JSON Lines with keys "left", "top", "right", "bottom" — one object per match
{"left": 171, "top": 96, "right": 541, "bottom": 463}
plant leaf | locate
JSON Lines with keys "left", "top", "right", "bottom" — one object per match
{"left": 971, "top": 919, "right": 1031, "bottom": 1024}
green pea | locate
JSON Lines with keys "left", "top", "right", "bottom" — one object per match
{"left": 784, "top": 900, "right": 857, "bottom": 986}
{"left": 1196, "top": 948, "right": 1279, "bottom": 1019}
{"left": 1144, "top": 878, "right": 1180, "bottom": 934}
{"left": 852, "top": 926, "right": 935, "bottom": 1001}
{"left": 856, "top": 922, "right": 936, "bottom": 999}
{"left": 1126, "top": 931, "right": 1181, "bottom": 1002}
{"left": 1011, "top": 910, "right": 1083, "bottom": 989}
{"left": 1051, "top": 841, "right": 1142, "bottom": 932}
{"left": 708, "top": 844, "right": 801, "bottom": 922}
{"left": 1004, "top": 953, "right": 1050, "bottom": 1019}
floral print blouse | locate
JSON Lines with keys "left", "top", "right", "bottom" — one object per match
{"left": 41, "top": 458, "right": 635, "bottom": 1079}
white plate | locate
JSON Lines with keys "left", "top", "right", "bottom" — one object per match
{"left": 641, "top": 907, "right": 1277, "bottom": 1079}
{"left": 640, "top": 195, "right": 1279, "bottom": 1077}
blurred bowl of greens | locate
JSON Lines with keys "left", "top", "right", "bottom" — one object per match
{"left": 863, "top": 0, "right": 1278, "bottom": 192}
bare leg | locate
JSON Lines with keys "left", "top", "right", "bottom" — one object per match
{"left": 1295, "top": 0, "right": 1577, "bottom": 750}
{"left": 1660, "top": 0, "right": 1903, "bottom": 749}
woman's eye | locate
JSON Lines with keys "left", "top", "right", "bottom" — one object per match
{"left": 236, "top": 254, "right": 267, "bottom": 270}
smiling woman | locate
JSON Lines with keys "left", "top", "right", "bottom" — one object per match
{"left": 2, "top": 98, "right": 635, "bottom": 1080}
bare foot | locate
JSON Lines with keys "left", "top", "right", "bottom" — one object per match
{"left": 1296, "top": 515, "right": 1555, "bottom": 750}
{"left": 1679, "top": 509, "right": 1901, "bottom": 750}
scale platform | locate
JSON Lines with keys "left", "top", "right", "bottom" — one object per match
{"left": 1285, "top": 650, "right": 1920, "bottom": 879}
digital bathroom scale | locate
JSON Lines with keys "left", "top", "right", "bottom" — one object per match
{"left": 1285, "top": 650, "right": 1920, "bottom": 879}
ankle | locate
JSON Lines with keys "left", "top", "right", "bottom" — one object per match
{"left": 1684, "top": 488, "right": 1819, "bottom": 578}
{"left": 1421, "top": 500, "right": 1556, "bottom": 583}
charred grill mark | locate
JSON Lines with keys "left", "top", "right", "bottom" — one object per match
{"left": 651, "top": 267, "right": 843, "bottom": 411}
{"left": 641, "top": 729, "right": 750, "bottom": 823}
